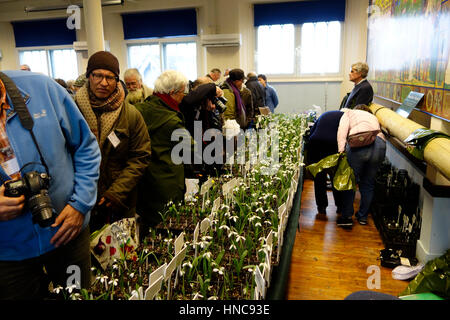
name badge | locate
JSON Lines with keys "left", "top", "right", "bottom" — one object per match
{"left": 1, "top": 158, "right": 20, "bottom": 177}
{"left": 107, "top": 131, "right": 120, "bottom": 148}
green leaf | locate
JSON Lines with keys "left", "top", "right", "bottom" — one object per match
{"left": 215, "top": 249, "right": 225, "bottom": 266}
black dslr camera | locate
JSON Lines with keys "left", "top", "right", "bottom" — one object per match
{"left": 4, "top": 171, "right": 55, "bottom": 228}
{"left": 211, "top": 96, "right": 227, "bottom": 113}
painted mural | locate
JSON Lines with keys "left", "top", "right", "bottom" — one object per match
{"left": 367, "top": 0, "right": 450, "bottom": 120}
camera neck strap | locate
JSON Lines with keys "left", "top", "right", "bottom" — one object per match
{"left": 0, "top": 72, "right": 49, "bottom": 175}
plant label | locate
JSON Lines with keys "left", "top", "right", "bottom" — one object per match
{"left": 255, "top": 266, "right": 266, "bottom": 299}
{"left": 175, "top": 232, "right": 184, "bottom": 255}
{"left": 278, "top": 203, "right": 286, "bottom": 220}
{"left": 266, "top": 230, "right": 273, "bottom": 250}
{"left": 185, "top": 178, "right": 199, "bottom": 198}
{"left": 144, "top": 275, "right": 163, "bottom": 300}
{"left": 165, "top": 256, "right": 177, "bottom": 282}
{"left": 138, "top": 286, "right": 144, "bottom": 300}
{"left": 193, "top": 222, "right": 199, "bottom": 246}
{"left": 149, "top": 263, "right": 167, "bottom": 286}
{"left": 212, "top": 197, "right": 221, "bottom": 214}
{"left": 175, "top": 246, "right": 187, "bottom": 267}
{"left": 200, "top": 180, "right": 211, "bottom": 196}
{"left": 200, "top": 217, "right": 211, "bottom": 234}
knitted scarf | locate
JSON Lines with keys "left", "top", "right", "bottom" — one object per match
{"left": 75, "top": 83, "right": 124, "bottom": 148}
{"left": 226, "top": 78, "right": 246, "bottom": 116}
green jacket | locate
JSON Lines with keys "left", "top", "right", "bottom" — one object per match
{"left": 99, "top": 101, "right": 151, "bottom": 218}
{"left": 220, "top": 82, "right": 250, "bottom": 128}
{"left": 135, "top": 95, "right": 193, "bottom": 225}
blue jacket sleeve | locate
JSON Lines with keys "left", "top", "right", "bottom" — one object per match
{"left": 271, "top": 87, "right": 279, "bottom": 108}
{"left": 59, "top": 94, "right": 101, "bottom": 215}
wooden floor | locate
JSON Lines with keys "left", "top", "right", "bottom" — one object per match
{"left": 286, "top": 179, "right": 409, "bottom": 300}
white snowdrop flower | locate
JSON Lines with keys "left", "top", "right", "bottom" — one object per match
{"left": 143, "top": 248, "right": 149, "bottom": 254}
{"left": 208, "top": 296, "right": 219, "bottom": 300}
{"left": 53, "top": 286, "right": 64, "bottom": 294}
{"left": 205, "top": 200, "right": 211, "bottom": 207}
{"left": 203, "top": 252, "right": 212, "bottom": 259}
{"left": 65, "top": 284, "right": 77, "bottom": 294}
{"left": 179, "top": 270, "right": 185, "bottom": 277}
{"left": 108, "top": 279, "right": 118, "bottom": 287}
{"left": 90, "top": 267, "right": 96, "bottom": 272}
{"left": 182, "top": 262, "right": 193, "bottom": 269}
{"left": 256, "top": 207, "right": 264, "bottom": 214}
{"left": 235, "top": 235, "right": 246, "bottom": 242}
{"left": 255, "top": 222, "right": 262, "bottom": 228}
{"left": 229, "top": 215, "right": 238, "bottom": 223}
{"left": 228, "top": 231, "right": 238, "bottom": 238}
{"left": 202, "top": 236, "right": 213, "bottom": 241}
{"left": 272, "top": 195, "right": 277, "bottom": 200}
{"left": 112, "top": 264, "right": 119, "bottom": 270}
{"left": 70, "top": 293, "right": 81, "bottom": 300}
{"left": 129, "top": 273, "right": 135, "bottom": 279}
{"left": 213, "top": 267, "right": 224, "bottom": 275}
{"left": 99, "top": 276, "right": 108, "bottom": 284}
{"left": 247, "top": 268, "right": 254, "bottom": 274}
{"left": 229, "top": 243, "right": 237, "bottom": 250}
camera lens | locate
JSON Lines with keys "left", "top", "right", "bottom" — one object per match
{"left": 28, "top": 190, "right": 55, "bottom": 228}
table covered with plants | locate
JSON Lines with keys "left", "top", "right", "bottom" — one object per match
{"left": 54, "top": 114, "right": 308, "bottom": 300}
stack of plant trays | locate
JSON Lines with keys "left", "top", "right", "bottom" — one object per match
{"left": 372, "top": 160, "right": 421, "bottom": 266}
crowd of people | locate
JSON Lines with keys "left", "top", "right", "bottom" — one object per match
{"left": 1, "top": 51, "right": 280, "bottom": 299}
{"left": 1, "top": 52, "right": 378, "bottom": 299}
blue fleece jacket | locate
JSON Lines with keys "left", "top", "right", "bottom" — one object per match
{"left": 0, "top": 70, "right": 101, "bottom": 261}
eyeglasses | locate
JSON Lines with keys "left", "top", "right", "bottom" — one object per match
{"left": 91, "top": 72, "right": 118, "bottom": 84}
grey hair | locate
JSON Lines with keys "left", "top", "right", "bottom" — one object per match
{"left": 124, "top": 68, "right": 142, "bottom": 81}
{"left": 153, "top": 70, "right": 188, "bottom": 94}
{"left": 351, "top": 62, "right": 369, "bottom": 78}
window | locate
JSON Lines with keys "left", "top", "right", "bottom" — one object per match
{"left": 256, "top": 24, "right": 295, "bottom": 74}
{"left": 256, "top": 21, "right": 342, "bottom": 77}
{"left": 18, "top": 48, "right": 78, "bottom": 81}
{"left": 127, "top": 40, "right": 197, "bottom": 88}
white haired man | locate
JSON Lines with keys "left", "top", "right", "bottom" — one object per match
{"left": 124, "top": 68, "right": 153, "bottom": 105}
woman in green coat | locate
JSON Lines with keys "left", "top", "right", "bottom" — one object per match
{"left": 135, "top": 70, "right": 192, "bottom": 235}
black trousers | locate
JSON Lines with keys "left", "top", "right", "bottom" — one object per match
{"left": 0, "top": 227, "right": 91, "bottom": 300}
{"left": 307, "top": 142, "right": 343, "bottom": 212}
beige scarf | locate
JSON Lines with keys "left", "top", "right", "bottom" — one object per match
{"left": 76, "top": 83, "right": 124, "bottom": 148}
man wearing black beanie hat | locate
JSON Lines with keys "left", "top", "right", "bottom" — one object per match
{"left": 74, "top": 51, "right": 151, "bottom": 233}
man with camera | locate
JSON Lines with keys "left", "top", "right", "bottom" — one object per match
{"left": 0, "top": 70, "right": 101, "bottom": 299}
{"left": 180, "top": 77, "right": 226, "bottom": 178}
